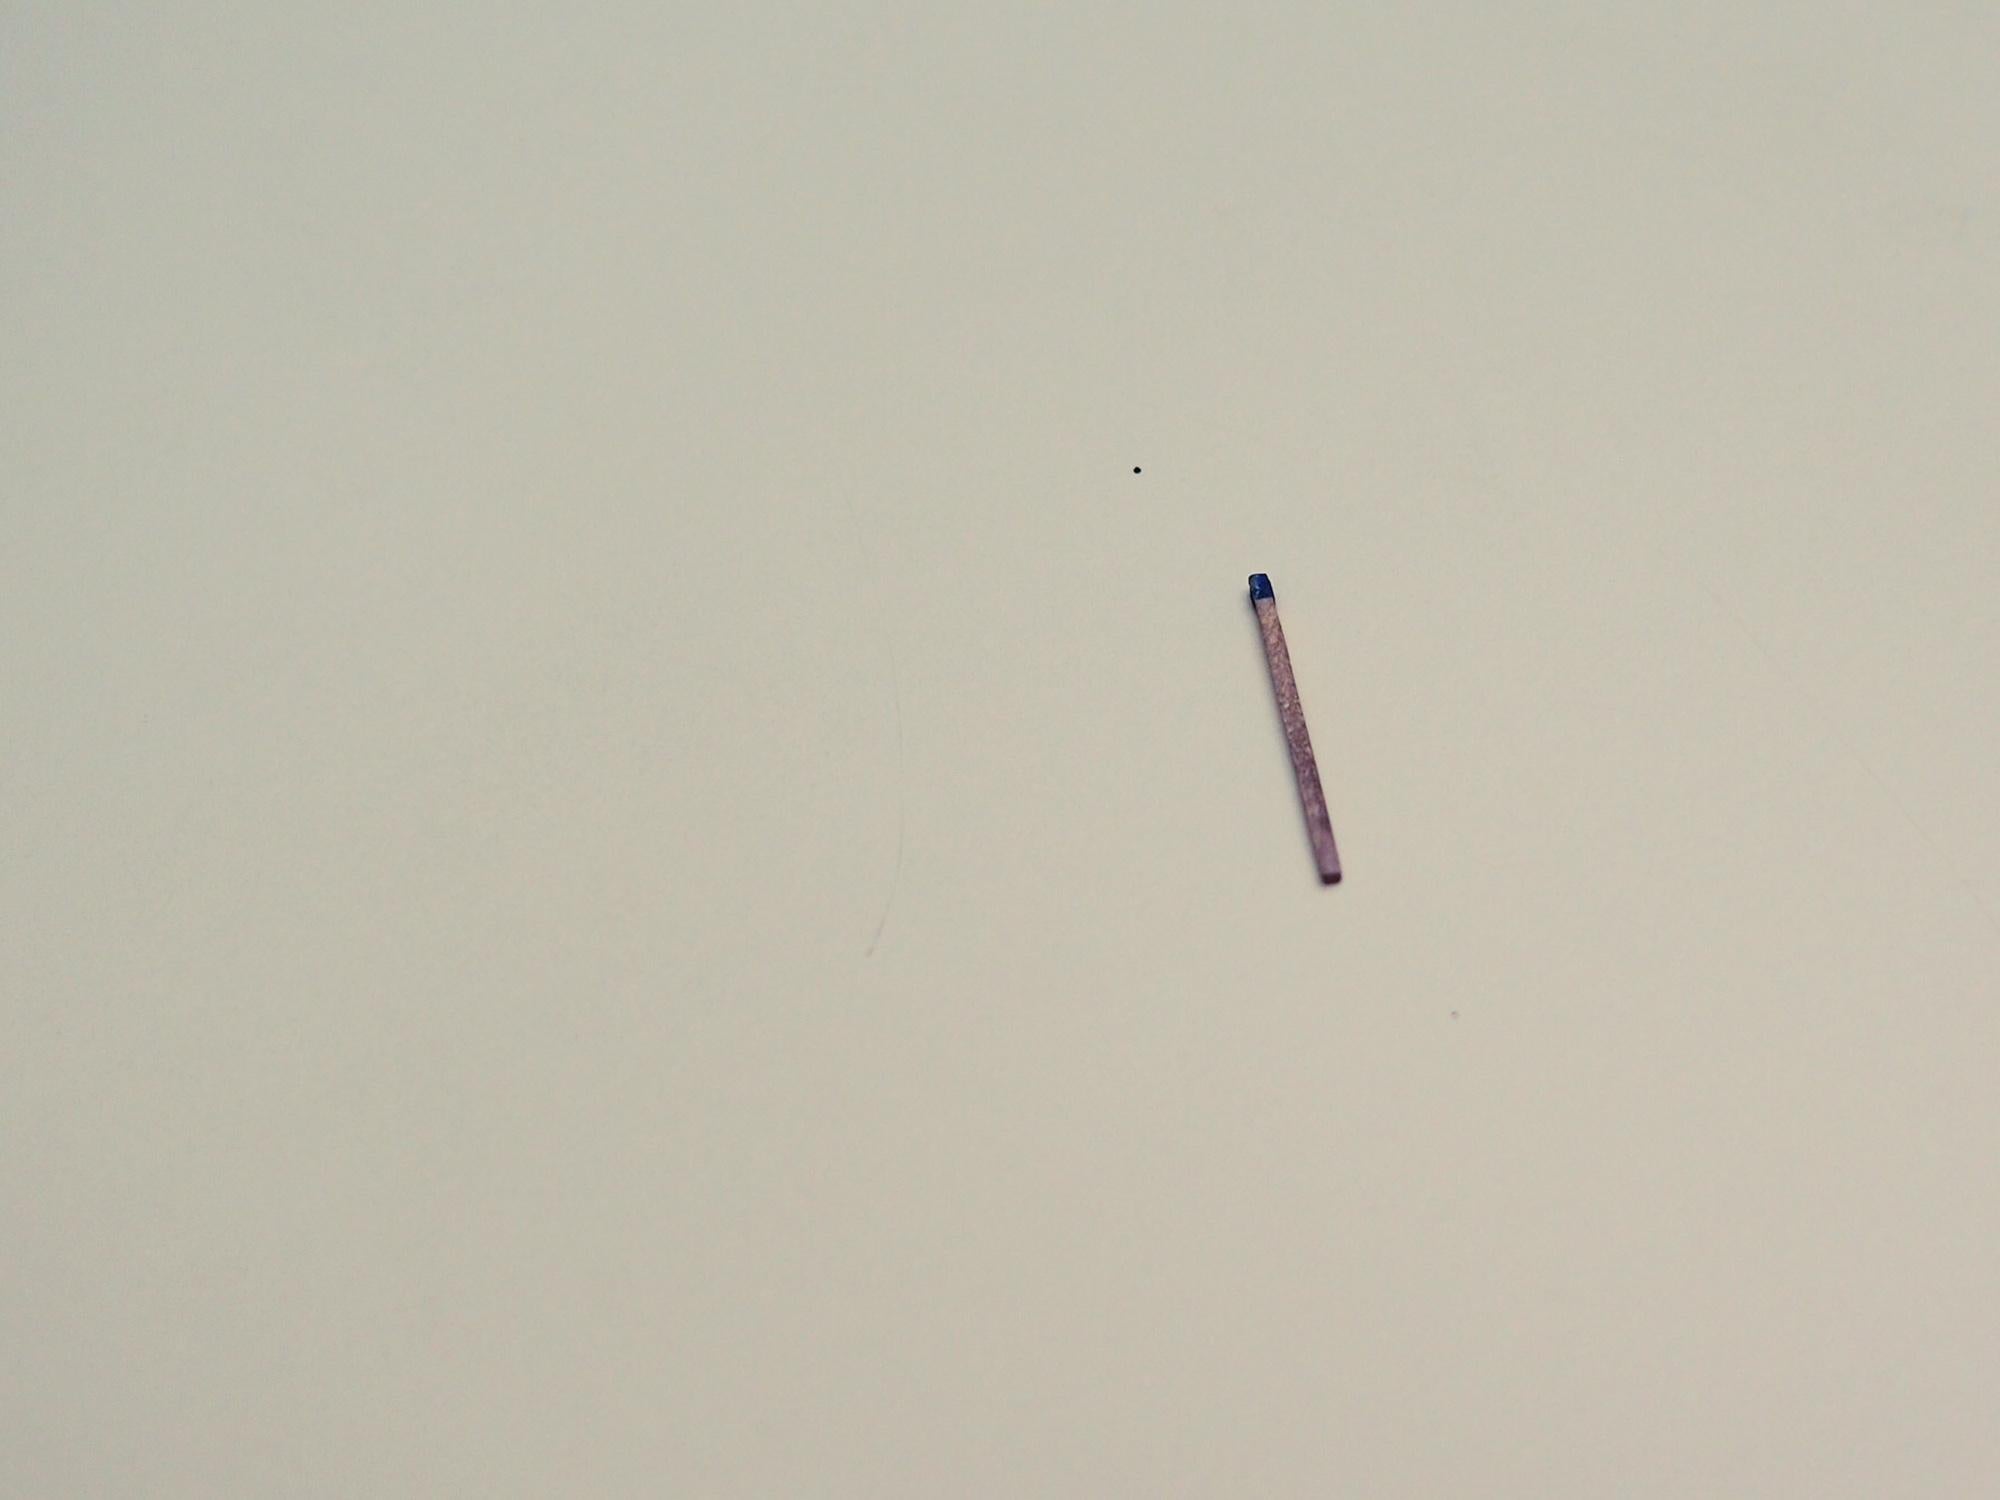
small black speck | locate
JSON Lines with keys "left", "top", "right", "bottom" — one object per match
{"left": 1132, "top": 466, "right": 1142, "bottom": 474}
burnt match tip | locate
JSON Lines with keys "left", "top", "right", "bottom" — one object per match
{"left": 1249, "top": 573, "right": 1274, "bottom": 602}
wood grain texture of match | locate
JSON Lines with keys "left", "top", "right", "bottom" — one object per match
{"left": 1249, "top": 573, "right": 1342, "bottom": 884}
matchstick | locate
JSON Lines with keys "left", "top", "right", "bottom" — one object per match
{"left": 1249, "top": 573, "right": 1342, "bottom": 884}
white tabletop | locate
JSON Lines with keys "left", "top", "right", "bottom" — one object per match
{"left": 6, "top": 4, "right": 1997, "bottom": 1494}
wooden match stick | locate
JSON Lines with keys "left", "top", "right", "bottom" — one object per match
{"left": 1249, "top": 573, "right": 1342, "bottom": 884}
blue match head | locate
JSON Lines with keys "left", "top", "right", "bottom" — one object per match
{"left": 1248, "top": 573, "right": 1274, "bottom": 602}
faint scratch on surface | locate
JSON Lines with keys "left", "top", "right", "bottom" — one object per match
{"left": 839, "top": 490, "right": 907, "bottom": 960}
{"left": 865, "top": 635, "right": 905, "bottom": 958}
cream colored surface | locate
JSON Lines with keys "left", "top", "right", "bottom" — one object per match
{"left": 5, "top": 4, "right": 1998, "bottom": 1495}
